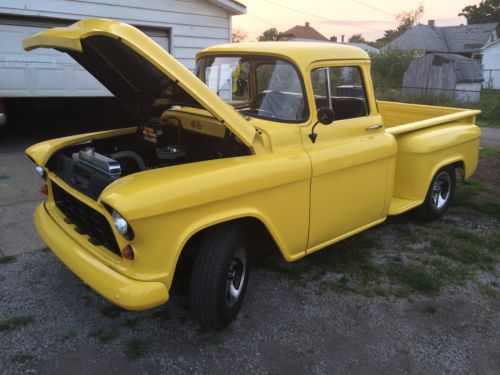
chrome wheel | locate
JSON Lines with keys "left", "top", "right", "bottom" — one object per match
{"left": 226, "top": 246, "right": 247, "bottom": 307}
{"left": 431, "top": 171, "right": 451, "bottom": 209}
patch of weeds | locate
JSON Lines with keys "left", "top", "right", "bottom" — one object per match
{"left": 421, "top": 305, "right": 438, "bottom": 314}
{"left": 38, "top": 247, "right": 50, "bottom": 253}
{"left": 123, "top": 318, "right": 139, "bottom": 329}
{"left": 100, "top": 305, "right": 122, "bottom": 319}
{"left": 10, "top": 354, "right": 33, "bottom": 364}
{"left": 58, "top": 329, "right": 76, "bottom": 343}
{"left": 124, "top": 338, "right": 148, "bottom": 359}
{"left": 0, "top": 316, "right": 35, "bottom": 333}
{"left": 387, "top": 262, "right": 441, "bottom": 295}
{"left": 454, "top": 179, "right": 500, "bottom": 216}
{"left": 0, "top": 255, "right": 16, "bottom": 265}
{"left": 309, "top": 237, "right": 381, "bottom": 281}
{"left": 89, "top": 328, "right": 119, "bottom": 343}
{"left": 430, "top": 236, "right": 496, "bottom": 271}
{"left": 479, "top": 147, "right": 500, "bottom": 157}
{"left": 424, "top": 257, "right": 470, "bottom": 286}
{"left": 480, "top": 284, "right": 500, "bottom": 299}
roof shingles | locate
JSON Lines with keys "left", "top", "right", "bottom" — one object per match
{"left": 385, "top": 22, "right": 498, "bottom": 53}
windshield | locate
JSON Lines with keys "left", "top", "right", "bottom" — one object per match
{"left": 196, "top": 56, "right": 308, "bottom": 122}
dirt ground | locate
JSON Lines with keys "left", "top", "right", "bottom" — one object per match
{"left": 1, "top": 145, "right": 499, "bottom": 374}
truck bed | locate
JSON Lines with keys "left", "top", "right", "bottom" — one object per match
{"left": 378, "top": 101, "right": 481, "bottom": 135}
{"left": 378, "top": 101, "right": 482, "bottom": 215}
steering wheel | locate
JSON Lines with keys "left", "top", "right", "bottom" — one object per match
{"left": 263, "top": 91, "right": 298, "bottom": 119}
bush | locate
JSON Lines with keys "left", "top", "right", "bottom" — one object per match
{"left": 370, "top": 49, "right": 416, "bottom": 89}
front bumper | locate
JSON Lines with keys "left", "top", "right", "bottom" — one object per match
{"left": 34, "top": 202, "right": 169, "bottom": 310}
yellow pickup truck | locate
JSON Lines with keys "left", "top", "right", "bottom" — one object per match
{"left": 24, "top": 20, "right": 481, "bottom": 328}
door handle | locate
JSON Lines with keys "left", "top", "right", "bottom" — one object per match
{"left": 365, "top": 124, "right": 383, "bottom": 131}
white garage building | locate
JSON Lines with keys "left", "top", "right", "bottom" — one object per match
{"left": 0, "top": 0, "right": 246, "bottom": 98}
{"left": 482, "top": 39, "right": 500, "bottom": 90}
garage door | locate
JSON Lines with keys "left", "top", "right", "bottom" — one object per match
{"left": 0, "top": 17, "right": 170, "bottom": 97}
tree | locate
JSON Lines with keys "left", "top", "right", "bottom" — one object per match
{"left": 258, "top": 27, "right": 280, "bottom": 41}
{"left": 348, "top": 34, "right": 367, "bottom": 43}
{"left": 459, "top": 0, "right": 500, "bottom": 24}
{"left": 375, "top": 4, "right": 424, "bottom": 48}
{"left": 232, "top": 28, "right": 247, "bottom": 43}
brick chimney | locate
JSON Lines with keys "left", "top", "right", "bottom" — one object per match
{"left": 341, "top": 35, "right": 345, "bottom": 43}
{"left": 428, "top": 20, "right": 435, "bottom": 28}
{"left": 330, "top": 36, "right": 337, "bottom": 42}
{"left": 305, "top": 21, "right": 310, "bottom": 28}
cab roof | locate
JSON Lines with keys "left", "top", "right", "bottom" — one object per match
{"left": 197, "top": 42, "right": 370, "bottom": 68}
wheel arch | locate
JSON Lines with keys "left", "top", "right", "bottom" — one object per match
{"left": 168, "top": 212, "right": 295, "bottom": 288}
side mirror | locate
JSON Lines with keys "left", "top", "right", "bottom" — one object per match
{"left": 309, "top": 107, "right": 335, "bottom": 143}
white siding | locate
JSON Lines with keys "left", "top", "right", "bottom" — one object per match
{"left": 0, "top": 0, "right": 233, "bottom": 70}
{"left": 483, "top": 41, "right": 500, "bottom": 90}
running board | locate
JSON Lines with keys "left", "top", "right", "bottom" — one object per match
{"left": 388, "top": 197, "right": 423, "bottom": 215}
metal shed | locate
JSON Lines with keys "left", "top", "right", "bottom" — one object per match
{"left": 402, "top": 53, "right": 483, "bottom": 103}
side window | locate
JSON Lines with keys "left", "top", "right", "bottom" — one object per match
{"left": 311, "top": 66, "right": 368, "bottom": 121}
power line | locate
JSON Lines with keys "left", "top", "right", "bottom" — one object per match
{"left": 246, "top": 12, "right": 276, "bottom": 27}
{"left": 260, "top": 0, "right": 387, "bottom": 32}
{"left": 349, "top": 0, "right": 395, "bottom": 17}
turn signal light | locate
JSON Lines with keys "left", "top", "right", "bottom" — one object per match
{"left": 121, "top": 244, "right": 134, "bottom": 260}
{"left": 40, "top": 184, "right": 48, "bottom": 195}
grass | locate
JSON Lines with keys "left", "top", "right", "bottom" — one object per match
{"left": 476, "top": 92, "right": 500, "bottom": 128}
{"left": 387, "top": 262, "right": 441, "bottom": 296}
{"left": 124, "top": 338, "right": 148, "bottom": 359}
{"left": 479, "top": 147, "right": 500, "bottom": 157}
{"left": 480, "top": 284, "right": 500, "bottom": 299}
{"left": 0, "top": 316, "right": 35, "bottom": 333}
{"left": 454, "top": 179, "right": 500, "bottom": 216}
{"left": 10, "top": 354, "right": 33, "bottom": 364}
{"left": 89, "top": 328, "right": 119, "bottom": 343}
{"left": 0, "top": 255, "right": 16, "bottom": 265}
{"left": 429, "top": 233, "right": 497, "bottom": 272}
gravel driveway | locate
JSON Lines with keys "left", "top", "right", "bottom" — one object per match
{"left": 1, "top": 131, "right": 499, "bottom": 374}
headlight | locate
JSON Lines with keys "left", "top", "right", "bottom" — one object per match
{"left": 112, "top": 210, "right": 129, "bottom": 236}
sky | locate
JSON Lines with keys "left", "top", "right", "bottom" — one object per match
{"left": 232, "top": 0, "right": 483, "bottom": 42}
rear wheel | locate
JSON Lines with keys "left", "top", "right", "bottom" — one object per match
{"left": 190, "top": 223, "right": 249, "bottom": 328}
{"left": 415, "top": 166, "right": 456, "bottom": 221}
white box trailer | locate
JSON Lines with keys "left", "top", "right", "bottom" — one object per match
{"left": 0, "top": 0, "right": 245, "bottom": 128}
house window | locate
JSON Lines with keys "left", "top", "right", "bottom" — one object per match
{"left": 311, "top": 66, "right": 369, "bottom": 120}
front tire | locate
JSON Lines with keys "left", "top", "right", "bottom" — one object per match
{"left": 415, "top": 166, "right": 456, "bottom": 221}
{"left": 190, "top": 223, "right": 249, "bottom": 328}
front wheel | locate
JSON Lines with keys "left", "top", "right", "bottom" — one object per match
{"left": 414, "top": 166, "right": 456, "bottom": 221}
{"left": 190, "top": 223, "right": 249, "bottom": 328}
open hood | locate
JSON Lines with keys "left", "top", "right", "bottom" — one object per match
{"left": 23, "top": 19, "right": 255, "bottom": 147}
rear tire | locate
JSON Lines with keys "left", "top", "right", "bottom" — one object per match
{"left": 414, "top": 166, "right": 456, "bottom": 221}
{"left": 190, "top": 222, "right": 249, "bottom": 329}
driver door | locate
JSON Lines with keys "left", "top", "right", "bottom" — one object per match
{"left": 302, "top": 62, "right": 396, "bottom": 252}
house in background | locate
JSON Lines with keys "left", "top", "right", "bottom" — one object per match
{"left": 278, "top": 22, "right": 380, "bottom": 54}
{"left": 384, "top": 20, "right": 498, "bottom": 60}
{"left": 278, "top": 22, "right": 329, "bottom": 42}
{"left": 482, "top": 39, "right": 500, "bottom": 89}
{"left": 402, "top": 53, "right": 483, "bottom": 103}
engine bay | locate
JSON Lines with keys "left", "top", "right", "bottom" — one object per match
{"left": 47, "top": 116, "right": 250, "bottom": 199}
